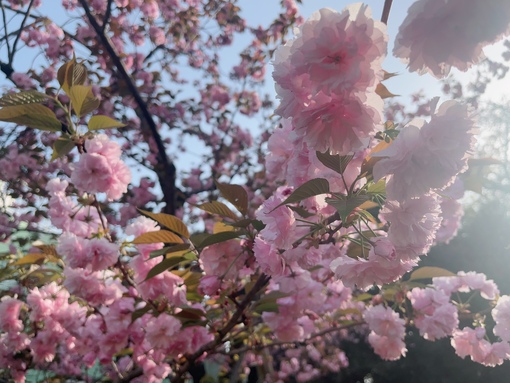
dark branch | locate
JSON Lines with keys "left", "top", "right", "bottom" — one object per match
{"left": 1, "top": 2, "right": 12, "bottom": 59}
{"left": 173, "top": 273, "right": 270, "bottom": 383}
{"left": 9, "top": 0, "right": 35, "bottom": 63}
{"left": 381, "top": 0, "right": 393, "bottom": 25}
{"left": 78, "top": 0, "right": 178, "bottom": 214}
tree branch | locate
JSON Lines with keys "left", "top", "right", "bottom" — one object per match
{"left": 226, "top": 321, "right": 363, "bottom": 356}
{"left": 77, "top": 0, "right": 178, "bottom": 214}
{"left": 381, "top": 0, "right": 393, "bottom": 25}
{"left": 1, "top": 2, "right": 12, "bottom": 59}
{"left": 102, "top": 0, "right": 113, "bottom": 33}
{"left": 9, "top": 0, "right": 35, "bottom": 63}
{"left": 173, "top": 273, "right": 270, "bottom": 383}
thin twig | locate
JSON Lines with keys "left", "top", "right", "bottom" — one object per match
{"left": 226, "top": 321, "right": 363, "bottom": 356}
{"left": 102, "top": 0, "right": 113, "bottom": 33}
{"left": 9, "top": 0, "right": 35, "bottom": 63}
{"left": 1, "top": 2, "right": 12, "bottom": 58}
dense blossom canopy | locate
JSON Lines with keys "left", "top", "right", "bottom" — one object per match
{"left": 0, "top": 0, "right": 510, "bottom": 382}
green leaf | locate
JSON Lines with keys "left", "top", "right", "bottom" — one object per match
{"left": 184, "top": 251, "right": 197, "bottom": 261}
{"left": 254, "top": 291, "right": 289, "bottom": 314}
{"left": 288, "top": 205, "right": 315, "bottom": 218}
{"left": 57, "top": 59, "right": 88, "bottom": 94}
{"left": 12, "top": 253, "right": 46, "bottom": 266}
{"left": 172, "top": 307, "right": 205, "bottom": 321}
{"left": 254, "top": 301, "right": 279, "bottom": 313}
{"left": 187, "top": 291, "right": 204, "bottom": 303}
{"left": 22, "top": 268, "right": 60, "bottom": 288}
{"left": 214, "top": 181, "right": 249, "bottom": 215}
{"left": 316, "top": 151, "right": 354, "bottom": 175}
{"left": 0, "top": 90, "right": 48, "bottom": 107}
{"left": 409, "top": 267, "right": 456, "bottom": 281}
{"left": 80, "top": 96, "right": 100, "bottom": 116}
{"left": 0, "top": 104, "right": 61, "bottom": 131}
{"left": 356, "top": 209, "right": 377, "bottom": 224}
{"left": 227, "top": 218, "right": 257, "bottom": 228}
{"left": 70, "top": 85, "right": 98, "bottom": 117}
{"left": 51, "top": 137, "right": 75, "bottom": 161}
{"left": 131, "top": 305, "right": 151, "bottom": 322}
{"left": 35, "top": 244, "right": 59, "bottom": 258}
{"left": 360, "top": 140, "right": 393, "bottom": 177}
{"left": 132, "top": 230, "right": 183, "bottom": 245}
{"left": 145, "top": 255, "right": 187, "bottom": 281}
{"left": 251, "top": 219, "right": 266, "bottom": 231}
{"left": 275, "top": 178, "right": 330, "bottom": 209}
{"left": 196, "top": 231, "right": 240, "bottom": 249}
{"left": 354, "top": 293, "right": 373, "bottom": 302}
{"left": 197, "top": 201, "right": 238, "bottom": 220}
{"left": 190, "top": 233, "right": 210, "bottom": 248}
{"left": 88, "top": 115, "right": 126, "bottom": 131}
{"left": 367, "top": 179, "right": 386, "bottom": 195}
{"left": 138, "top": 209, "right": 190, "bottom": 239}
{"left": 326, "top": 194, "right": 370, "bottom": 222}
{"left": 346, "top": 238, "right": 372, "bottom": 259}
{"left": 149, "top": 244, "right": 191, "bottom": 258}
{"left": 182, "top": 270, "right": 202, "bottom": 289}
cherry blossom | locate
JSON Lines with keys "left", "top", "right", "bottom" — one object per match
{"left": 492, "top": 295, "right": 510, "bottom": 342}
{"left": 1, "top": 0, "right": 509, "bottom": 380}
{"left": 71, "top": 134, "right": 131, "bottom": 201}
{"left": 394, "top": 0, "right": 510, "bottom": 78}
{"left": 363, "top": 305, "right": 407, "bottom": 360}
{"left": 408, "top": 287, "right": 458, "bottom": 340}
{"left": 373, "top": 100, "right": 476, "bottom": 201}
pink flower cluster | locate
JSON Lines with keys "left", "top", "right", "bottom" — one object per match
{"left": 433, "top": 271, "right": 499, "bottom": 300}
{"left": 381, "top": 193, "right": 442, "bottom": 260}
{"left": 71, "top": 134, "right": 131, "bottom": 201}
{"left": 363, "top": 305, "right": 407, "bottom": 360}
{"left": 273, "top": 4, "right": 386, "bottom": 155}
{"left": 262, "top": 269, "right": 355, "bottom": 344}
{"left": 373, "top": 100, "right": 476, "bottom": 201}
{"left": 4, "top": 0, "right": 510, "bottom": 378}
{"left": 451, "top": 327, "right": 510, "bottom": 367}
{"left": 406, "top": 272, "right": 510, "bottom": 366}
{"left": 57, "top": 232, "right": 119, "bottom": 271}
{"left": 329, "top": 100, "right": 476, "bottom": 288}
{"left": 127, "top": 217, "right": 187, "bottom": 306}
{"left": 200, "top": 239, "right": 249, "bottom": 280}
{"left": 408, "top": 287, "right": 458, "bottom": 340}
{"left": 21, "top": 22, "right": 65, "bottom": 61}
{"left": 265, "top": 120, "right": 366, "bottom": 193}
{"left": 331, "top": 236, "right": 416, "bottom": 289}
{"left": 47, "top": 178, "right": 102, "bottom": 238}
{"left": 394, "top": 0, "right": 510, "bottom": 78}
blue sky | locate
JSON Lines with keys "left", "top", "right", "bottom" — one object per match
{"left": 6, "top": 0, "right": 508, "bottom": 102}
{"left": 1, "top": 0, "right": 508, "bottom": 176}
